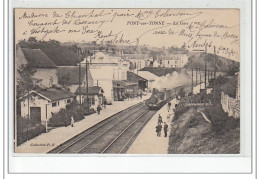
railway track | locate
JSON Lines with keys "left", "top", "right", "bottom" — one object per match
{"left": 48, "top": 101, "right": 157, "bottom": 154}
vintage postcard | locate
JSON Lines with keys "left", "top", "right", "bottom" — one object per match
{"left": 14, "top": 8, "right": 240, "bottom": 154}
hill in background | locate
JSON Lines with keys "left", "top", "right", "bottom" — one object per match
{"left": 185, "top": 52, "right": 240, "bottom": 72}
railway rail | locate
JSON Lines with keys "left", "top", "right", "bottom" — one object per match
{"left": 48, "top": 101, "right": 157, "bottom": 154}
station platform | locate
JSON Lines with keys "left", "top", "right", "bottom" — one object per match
{"left": 15, "top": 95, "right": 150, "bottom": 153}
{"left": 127, "top": 98, "right": 178, "bottom": 154}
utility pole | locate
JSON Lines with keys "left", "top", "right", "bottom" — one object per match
{"left": 27, "top": 90, "right": 30, "bottom": 140}
{"left": 199, "top": 68, "right": 201, "bottom": 91}
{"left": 79, "top": 63, "right": 82, "bottom": 105}
{"left": 204, "top": 45, "right": 207, "bottom": 106}
{"left": 208, "top": 69, "right": 210, "bottom": 83}
{"left": 191, "top": 68, "right": 193, "bottom": 94}
{"left": 214, "top": 46, "right": 217, "bottom": 105}
{"left": 86, "top": 60, "right": 89, "bottom": 112}
{"left": 195, "top": 67, "right": 198, "bottom": 85}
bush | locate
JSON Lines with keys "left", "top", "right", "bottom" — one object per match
{"left": 49, "top": 108, "right": 70, "bottom": 127}
{"left": 205, "top": 104, "right": 239, "bottom": 135}
{"left": 49, "top": 101, "right": 84, "bottom": 127}
{"left": 17, "top": 116, "right": 29, "bottom": 133}
{"left": 17, "top": 124, "right": 46, "bottom": 145}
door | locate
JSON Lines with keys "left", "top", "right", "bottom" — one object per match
{"left": 30, "top": 107, "right": 41, "bottom": 123}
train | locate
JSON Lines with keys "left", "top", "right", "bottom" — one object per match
{"left": 146, "top": 84, "right": 191, "bottom": 110}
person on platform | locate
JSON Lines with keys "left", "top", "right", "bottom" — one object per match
{"left": 70, "top": 116, "right": 75, "bottom": 127}
{"left": 156, "top": 123, "right": 162, "bottom": 137}
{"left": 158, "top": 114, "right": 163, "bottom": 124}
{"left": 163, "top": 122, "right": 169, "bottom": 137}
{"left": 167, "top": 113, "right": 170, "bottom": 122}
{"left": 167, "top": 102, "right": 171, "bottom": 112}
{"left": 97, "top": 105, "right": 102, "bottom": 115}
{"left": 103, "top": 99, "right": 107, "bottom": 109}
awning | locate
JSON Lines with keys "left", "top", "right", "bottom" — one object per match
{"left": 113, "top": 80, "right": 138, "bottom": 87}
{"left": 113, "top": 86, "right": 125, "bottom": 89}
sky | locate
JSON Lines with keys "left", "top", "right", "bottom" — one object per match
{"left": 15, "top": 8, "right": 240, "bottom": 61}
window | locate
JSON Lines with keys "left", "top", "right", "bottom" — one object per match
{"left": 87, "top": 96, "right": 95, "bottom": 106}
{"left": 52, "top": 102, "right": 57, "bottom": 107}
{"left": 91, "top": 97, "right": 95, "bottom": 105}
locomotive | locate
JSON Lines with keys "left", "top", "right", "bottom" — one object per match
{"left": 146, "top": 88, "right": 171, "bottom": 110}
{"left": 146, "top": 84, "right": 191, "bottom": 110}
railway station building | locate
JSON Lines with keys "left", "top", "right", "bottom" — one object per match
{"left": 136, "top": 71, "right": 160, "bottom": 92}
{"left": 82, "top": 52, "right": 130, "bottom": 101}
{"left": 126, "top": 71, "right": 148, "bottom": 91}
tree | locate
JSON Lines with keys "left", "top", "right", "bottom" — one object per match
{"left": 18, "top": 37, "right": 39, "bottom": 49}
{"left": 227, "top": 65, "right": 239, "bottom": 76}
{"left": 16, "top": 64, "right": 40, "bottom": 143}
{"left": 17, "top": 65, "right": 40, "bottom": 122}
{"left": 59, "top": 74, "right": 71, "bottom": 88}
{"left": 17, "top": 64, "right": 39, "bottom": 99}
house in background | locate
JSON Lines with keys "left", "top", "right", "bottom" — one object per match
{"left": 16, "top": 45, "right": 58, "bottom": 88}
{"left": 57, "top": 66, "right": 93, "bottom": 93}
{"left": 20, "top": 87, "right": 75, "bottom": 124}
{"left": 40, "top": 46, "right": 82, "bottom": 66}
{"left": 162, "top": 54, "right": 188, "bottom": 68}
{"left": 75, "top": 86, "right": 104, "bottom": 108}
{"left": 152, "top": 60, "right": 160, "bottom": 68}
{"left": 220, "top": 73, "right": 240, "bottom": 119}
{"left": 123, "top": 54, "right": 151, "bottom": 73}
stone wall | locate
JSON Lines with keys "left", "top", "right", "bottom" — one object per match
{"left": 221, "top": 91, "right": 240, "bottom": 119}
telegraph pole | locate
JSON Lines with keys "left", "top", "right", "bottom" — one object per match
{"left": 195, "top": 67, "right": 198, "bottom": 85}
{"left": 204, "top": 45, "right": 207, "bottom": 89}
{"left": 214, "top": 46, "right": 217, "bottom": 105}
{"left": 191, "top": 68, "right": 193, "bottom": 94}
{"left": 208, "top": 69, "right": 210, "bottom": 83}
{"left": 137, "top": 61, "right": 139, "bottom": 75}
{"left": 79, "top": 60, "right": 82, "bottom": 105}
{"left": 86, "top": 60, "right": 89, "bottom": 112}
{"left": 204, "top": 45, "right": 207, "bottom": 106}
{"left": 199, "top": 68, "right": 201, "bottom": 91}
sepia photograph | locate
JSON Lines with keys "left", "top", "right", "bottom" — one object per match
{"left": 13, "top": 8, "right": 240, "bottom": 154}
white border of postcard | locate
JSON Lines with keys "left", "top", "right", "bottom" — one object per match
{"left": 6, "top": 0, "right": 254, "bottom": 174}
